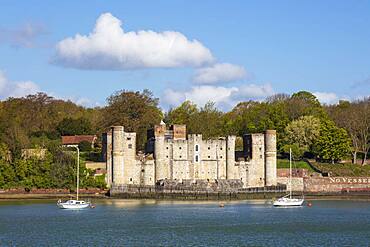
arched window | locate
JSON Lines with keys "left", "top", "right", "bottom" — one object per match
{"left": 195, "top": 144, "right": 199, "bottom": 152}
{"left": 195, "top": 155, "right": 199, "bottom": 162}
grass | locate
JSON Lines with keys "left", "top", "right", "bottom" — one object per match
{"left": 277, "top": 159, "right": 315, "bottom": 172}
{"left": 310, "top": 161, "right": 370, "bottom": 177}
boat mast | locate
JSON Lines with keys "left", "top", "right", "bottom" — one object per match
{"left": 289, "top": 148, "right": 292, "bottom": 199}
{"left": 77, "top": 146, "right": 79, "bottom": 201}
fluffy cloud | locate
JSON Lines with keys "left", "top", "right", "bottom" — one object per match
{"left": 313, "top": 92, "right": 339, "bottom": 105}
{"left": 163, "top": 83, "right": 274, "bottom": 110}
{"left": 0, "top": 23, "right": 47, "bottom": 48}
{"left": 53, "top": 13, "right": 214, "bottom": 70}
{"left": 0, "top": 71, "right": 40, "bottom": 99}
{"left": 193, "top": 63, "right": 247, "bottom": 84}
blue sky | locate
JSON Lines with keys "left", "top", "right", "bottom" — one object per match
{"left": 0, "top": 0, "right": 369, "bottom": 110}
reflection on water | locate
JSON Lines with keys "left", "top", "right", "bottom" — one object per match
{"left": 0, "top": 199, "right": 370, "bottom": 246}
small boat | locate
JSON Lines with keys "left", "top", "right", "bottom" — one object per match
{"left": 273, "top": 195, "right": 304, "bottom": 207}
{"left": 57, "top": 146, "right": 92, "bottom": 210}
{"left": 57, "top": 199, "right": 91, "bottom": 209}
{"left": 273, "top": 148, "right": 304, "bottom": 207}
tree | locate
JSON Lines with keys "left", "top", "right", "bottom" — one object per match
{"left": 165, "top": 101, "right": 198, "bottom": 127}
{"left": 56, "top": 117, "right": 93, "bottom": 136}
{"left": 326, "top": 98, "right": 370, "bottom": 164}
{"left": 286, "top": 91, "right": 327, "bottom": 120}
{"left": 283, "top": 116, "right": 321, "bottom": 158}
{"left": 102, "top": 89, "right": 163, "bottom": 150}
{"left": 313, "top": 120, "right": 351, "bottom": 164}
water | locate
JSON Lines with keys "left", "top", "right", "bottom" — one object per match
{"left": 1, "top": 199, "right": 370, "bottom": 246}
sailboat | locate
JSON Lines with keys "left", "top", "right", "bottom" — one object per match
{"left": 57, "top": 146, "right": 91, "bottom": 209}
{"left": 273, "top": 148, "right": 304, "bottom": 207}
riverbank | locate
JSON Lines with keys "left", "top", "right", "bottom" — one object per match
{"left": 2, "top": 191, "right": 370, "bottom": 201}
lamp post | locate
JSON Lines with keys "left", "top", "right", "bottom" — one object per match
{"left": 66, "top": 145, "right": 80, "bottom": 201}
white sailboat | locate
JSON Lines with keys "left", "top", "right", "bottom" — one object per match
{"left": 57, "top": 145, "right": 91, "bottom": 209}
{"left": 273, "top": 148, "right": 304, "bottom": 207}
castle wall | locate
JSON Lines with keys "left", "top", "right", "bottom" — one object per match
{"left": 246, "top": 134, "right": 265, "bottom": 187}
{"left": 122, "top": 132, "right": 137, "bottom": 185}
{"left": 226, "top": 136, "right": 237, "bottom": 179}
{"left": 105, "top": 124, "right": 277, "bottom": 189}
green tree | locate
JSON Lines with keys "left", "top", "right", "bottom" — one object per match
{"left": 102, "top": 89, "right": 163, "bottom": 150}
{"left": 283, "top": 116, "right": 321, "bottom": 158}
{"left": 313, "top": 120, "right": 351, "bottom": 164}
{"left": 56, "top": 117, "right": 93, "bottom": 136}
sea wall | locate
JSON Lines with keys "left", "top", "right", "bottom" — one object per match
{"left": 304, "top": 177, "right": 370, "bottom": 193}
{"left": 109, "top": 180, "right": 286, "bottom": 200}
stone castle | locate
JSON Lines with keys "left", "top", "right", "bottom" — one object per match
{"left": 103, "top": 122, "right": 277, "bottom": 189}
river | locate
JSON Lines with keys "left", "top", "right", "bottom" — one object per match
{"left": 0, "top": 199, "right": 369, "bottom": 246}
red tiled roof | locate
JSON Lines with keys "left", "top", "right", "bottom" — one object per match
{"left": 61, "top": 135, "right": 97, "bottom": 145}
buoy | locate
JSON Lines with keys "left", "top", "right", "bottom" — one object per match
{"left": 90, "top": 205, "right": 96, "bottom": 209}
{"left": 219, "top": 203, "right": 224, "bottom": 208}
{"left": 307, "top": 202, "right": 312, "bottom": 207}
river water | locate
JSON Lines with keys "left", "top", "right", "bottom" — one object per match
{"left": 0, "top": 199, "right": 370, "bottom": 246}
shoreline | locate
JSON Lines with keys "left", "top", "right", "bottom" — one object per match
{"left": 1, "top": 192, "right": 370, "bottom": 201}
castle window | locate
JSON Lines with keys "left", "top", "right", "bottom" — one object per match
{"left": 166, "top": 147, "right": 169, "bottom": 149}
{"left": 195, "top": 145, "right": 199, "bottom": 152}
{"left": 141, "top": 169, "right": 145, "bottom": 172}
{"left": 130, "top": 178, "right": 133, "bottom": 181}
{"left": 220, "top": 147, "right": 223, "bottom": 150}
{"left": 195, "top": 155, "right": 199, "bottom": 162}
{"left": 179, "top": 147, "right": 182, "bottom": 150}
{"left": 166, "top": 155, "right": 169, "bottom": 158}
{"left": 127, "top": 137, "right": 131, "bottom": 140}
{"left": 180, "top": 155, "right": 182, "bottom": 158}
{"left": 128, "top": 144, "right": 132, "bottom": 149}
{"left": 259, "top": 147, "right": 262, "bottom": 151}
{"left": 260, "top": 155, "right": 262, "bottom": 158}
{"left": 220, "top": 156, "right": 223, "bottom": 159}
{"left": 208, "top": 147, "right": 210, "bottom": 150}
{"left": 208, "top": 156, "right": 210, "bottom": 158}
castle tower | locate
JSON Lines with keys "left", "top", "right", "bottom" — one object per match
{"left": 226, "top": 135, "right": 236, "bottom": 179}
{"left": 112, "top": 126, "right": 125, "bottom": 185}
{"left": 264, "top": 130, "right": 277, "bottom": 186}
{"left": 154, "top": 121, "right": 167, "bottom": 181}
{"left": 104, "top": 131, "right": 113, "bottom": 187}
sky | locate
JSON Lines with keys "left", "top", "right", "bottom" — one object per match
{"left": 0, "top": 0, "right": 369, "bottom": 110}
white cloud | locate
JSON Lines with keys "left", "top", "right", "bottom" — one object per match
{"left": 313, "top": 92, "right": 338, "bottom": 105}
{"left": 193, "top": 63, "right": 247, "bottom": 84}
{"left": 53, "top": 13, "right": 214, "bottom": 70}
{"left": 0, "top": 23, "right": 48, "bottom": 48}
{"left": 185, "top": 86, "right": 238, "bottom": 107}
{"left": 233, "top": 84, "right": 274, "bottom": 100}
{"left": 162, "top": 83, "right": 274, "bottom": 110}
{"left": 0, "top": 71, "right": 40, "bottom": 99}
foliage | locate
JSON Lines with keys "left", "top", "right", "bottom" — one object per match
{"left": 78, "top": 141, "right": 92, "bottom": 152}
{"left": 313, "top": 120, "right": 351, "bottom": 163}
{"left": 102, "top": 89, "right": 163, "bottom": 150}
{"left": 282, "top": 116, "right": 321, "bottom": 158}
{"left": 326, "top": 98, "right": 370, "bottom": 164}
{"left": 56, "top": 117, "right": 93, "bottom": 136}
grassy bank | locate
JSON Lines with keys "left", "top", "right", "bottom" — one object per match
{"left": 310, "top": 161, "right": 370, "bottom": 177}
{"left": 277, "top": 159, "right": 315, "bottom": 172}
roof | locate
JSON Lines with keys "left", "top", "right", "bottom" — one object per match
{"left": 61, "top": 135, "right": 97, "bottom": 145}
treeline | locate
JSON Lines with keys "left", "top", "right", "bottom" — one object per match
{"left": 0, "top": 90, "right": 369, "bottom": 189}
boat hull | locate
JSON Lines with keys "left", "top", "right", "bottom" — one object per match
{"left": 57, "top": 200, "right": 91, "bottom": 209}
{"left": 273, "top": 198, "right": 304, "bottom": 207}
